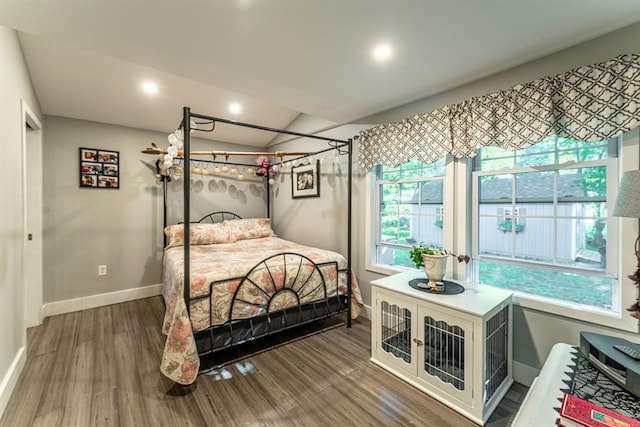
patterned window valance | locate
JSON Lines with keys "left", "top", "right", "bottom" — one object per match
{"left": 357, "top": 52, "right": 640, "bottom": 171}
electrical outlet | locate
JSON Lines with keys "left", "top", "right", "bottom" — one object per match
{"left": 98, "top": 265, "right": 107, "bottom": 276}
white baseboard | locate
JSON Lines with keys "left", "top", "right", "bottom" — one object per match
{"left": 359, "top": 304, "right": 372, "bottom": 320}
{"left": 0, "top": 346, "right": 26, "bottom": 420}
{"left": 42, "top": 283, "right": 162, "bottom": 318}
{"left": 512, "top": 360, "right": 540, "bottom": 387}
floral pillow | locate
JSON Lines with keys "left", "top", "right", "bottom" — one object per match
{"left": 223, "top": 218, "right": 276, "bottom": 241}
{"left": 164, "top": 223, "right": 235, "bottom": 248}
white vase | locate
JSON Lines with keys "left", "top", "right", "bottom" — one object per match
{"left": 422, "top": 253, "right": 448, "bottom": 287}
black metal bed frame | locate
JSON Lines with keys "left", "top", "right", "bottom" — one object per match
{"left": 191, "top": 248, "right": 350, "bottom": 357}
{"left": 168, "top": 106, "right": 354, "bottom": 363}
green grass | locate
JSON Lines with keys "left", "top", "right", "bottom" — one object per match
{"left": 478, "top": 261, "right": 614, "bottom": 309}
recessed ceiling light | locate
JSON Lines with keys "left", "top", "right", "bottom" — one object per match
{"left": 142, "top": 81, "right": 158, "bottom": 95}
{"left": 229, "top": 102, "right": 242, "bottom": 114}
{"left": 373, "top": 44, "right": 392, "bottom": 62}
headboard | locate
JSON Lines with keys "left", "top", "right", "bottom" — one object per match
{"left": 197, "top": 211, "right": 242, "bottom": 223}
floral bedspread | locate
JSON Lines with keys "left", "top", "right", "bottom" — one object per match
{"left": 160, "top": 236, "right": 363, "bottom": 385}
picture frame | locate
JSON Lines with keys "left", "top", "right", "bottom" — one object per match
{"left": 79, "top": 147, "right": 120, "bottom": 189}
{"left": 291, "top": 160, "right": 320, "bottom": 198}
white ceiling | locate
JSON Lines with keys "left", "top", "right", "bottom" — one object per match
{"left": 3, "top": 0, "right": 640, "bottom": 146}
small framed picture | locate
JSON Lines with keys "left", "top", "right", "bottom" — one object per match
{"left": 98, "top": 176, "right": 119, "bottom": 188}
{"left": 81, "top": 148, "right": 97, "bottom": 162}
{"left": 291, "top": 160, "right": 320, "bottom": 199}
{"left": 81, "top": 162, "right": 102, "bottom": 175}
{"left": 79, "top": 147, "right": 120, "bottom": 189}
{"left": 103, "top": 164, "right": 118, "bottom": 176}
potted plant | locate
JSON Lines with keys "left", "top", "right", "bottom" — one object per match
{"left": 409, "top": 246, "right": 470, "bottom": 287}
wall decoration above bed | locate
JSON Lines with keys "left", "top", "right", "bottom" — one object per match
{"left": 291, "top": 160, "right": 320, "bottom": 198}
{"left": 79, "top": 147, "right": 119, "bottom": 189}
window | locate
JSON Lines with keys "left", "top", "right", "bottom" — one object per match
{"left": 472, "top": 136, "right": 619, "bottom": 312}
{"left": 374, "top": 158, "right": 447, "bottom": 269}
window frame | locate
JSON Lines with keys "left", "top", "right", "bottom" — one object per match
{"left": 472, "top": 157, "right": 616, "bottom": 275}
{"left": 470, "top": 135, "right": 639, "bottom": 332}
{"left": 364, "top": 130, "right": 639, "bottom": 333}
{"left": 365, "top": 157, "right": 455, "bottom": 277}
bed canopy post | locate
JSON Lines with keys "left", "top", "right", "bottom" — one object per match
{"left": 347, "top": 138, "right": 353, "bottom": 328}
{"left": 162, "top": 177, "right": 168, "bottom": 247}
{"left": 183, "top": 106, "right": 192, "bottom": 316}
{"left": 266, "top": 172, "right": 271, "bottom": 219}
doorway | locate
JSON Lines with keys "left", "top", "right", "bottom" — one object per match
{"left": 22, "top": 100, "right": 43, "bottom": 329}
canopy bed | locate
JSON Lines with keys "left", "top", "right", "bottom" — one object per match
{"left": 148, "top": 107, "right": 362, "bottom": 385}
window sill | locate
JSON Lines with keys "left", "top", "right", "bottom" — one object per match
{"left": 366, "top": 264, "right": 638, "bottom": 333}
{"left": 366, "top": 263, "right": 415, "bottom": 277}
{"left": 495, "top": 286, "right": 639, "bottom": 333}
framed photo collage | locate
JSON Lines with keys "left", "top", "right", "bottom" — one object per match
{"left": 79, "top": 147, "right": 120, "bottom": 189}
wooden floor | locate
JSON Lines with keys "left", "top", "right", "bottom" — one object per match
{"left": 1, "top": 296, "right": 528, "bottom": 426}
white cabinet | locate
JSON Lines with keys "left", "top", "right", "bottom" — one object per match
{"left": 371, "top": 272, "right": 513, "bottom": 425}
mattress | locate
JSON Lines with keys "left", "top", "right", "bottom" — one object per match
{"left": 160, "top": 235, "right": 363, "bottom": 385}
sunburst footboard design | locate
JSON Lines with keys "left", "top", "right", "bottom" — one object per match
{"left": 192, "top": 252, "right": 349, "bottom": 357}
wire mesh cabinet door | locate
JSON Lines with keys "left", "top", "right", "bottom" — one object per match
{"left": 417, "top": 306, "right": 474, "bottom": 406}
{"left": 371, "top": 288, "right": 417, "bottom": 376}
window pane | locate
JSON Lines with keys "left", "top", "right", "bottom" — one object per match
{"left": 383, "top": 169, "right": 400, "bottom": 180}
{"left": 512, "top": 217, "right": 553, "bottom": 263}
{"left": 515, "top": 138, "right": 556, "bottom": 167}
{"left": 379, "top": 214, "right": 399, "bottom": 243}
{"left": 478, "top": 215, "right": 513, "bottom": 257}
{"left": 380, "top": 200, "right": 399, "bottom": 216}
{"left": 478, "top": 260, "right": 615, "bottom": 310}
{"left": 381, "top": 158, "right": 446, "bottom": 180}
{"left": 477, "top": 146, "right": 514, "bottom": 170}
{"left": 480, "top": 175, "right": 512, "bottom": 202}
{"left": 515, "top": 171, "right": 554, "bottom": 201}
{"left": 518, "top": 136, "right": 556, "bottom": 156}
{"left": 477, "top": 137, "right": 609, "bottom": 172}
{"left": 515, "top": 152, "right": 555, "bottom": 168}
{"left": 375, "top": 159, "right": 446, "bottom": 268}
{"left": 412, "top": 207, "right": 444, "bottom": 247}
{"left": 377, "top": 247, "right": 414, "bottom": 269}
{"left": 556, "top": 217, "right": 607, "bottom": 271}
{"left": 416, "top": 179, "right": 444, "bottom": 204}
{"left": 381, "top": 183, "right": 399, "bottom": 203}
{"left": 399, "top": 182, "right": 418, "bottom": 203}
{"left": 557, "top": 138, "right": 609, "bottom": 162}
{"left": 559, "top": 166, "right": 607, "bottom": 199}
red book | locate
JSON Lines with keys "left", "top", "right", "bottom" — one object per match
{"left": 559, "top": 393, "right": 640, "bottom": 427}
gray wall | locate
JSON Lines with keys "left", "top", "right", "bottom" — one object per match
{"left": 42, "top": 116, "right": 264, "bottom": 303}
{"left": 0, "top": 25, "right": 43, "bottom": 411}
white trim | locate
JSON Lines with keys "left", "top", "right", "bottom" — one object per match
{"left": 511, "top": 292, "right": 637, "bottom": 333}
{"left": 512, "top": 360, "right": 540, "bottom": 387}
{"left": 359, "top": 303, "right": 372, "bottom": 320}
{"left": 0, "top": 346, "right": 26, "bottom": 420}
{"left": 364, "top": 171, "right": 375, "bottom": 270}
{"left": 21, "top": 99, "right": 43, "bottom": 331}
{"left": 42, "top": 284, "right": 162, "bottom": 318}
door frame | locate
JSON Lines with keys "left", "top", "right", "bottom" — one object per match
{"left": 21, "top": 99, "right": 43, "bottom": 332}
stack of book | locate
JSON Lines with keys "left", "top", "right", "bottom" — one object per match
{"left": 559, "top": 393, "right": 640, "bottom": 427}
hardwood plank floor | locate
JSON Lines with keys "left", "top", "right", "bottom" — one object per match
{"left": 1, "top": 297, "right": 528, "bottom": 426}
